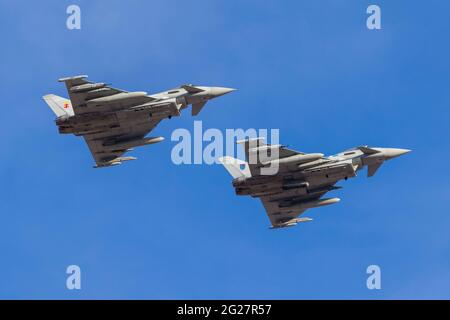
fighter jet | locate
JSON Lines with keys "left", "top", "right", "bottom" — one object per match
{"left": 43, "top": 75, "right": 235, "bottom": 168}
{"left": 219, "top": 138, "right": 410, "bottom": 229}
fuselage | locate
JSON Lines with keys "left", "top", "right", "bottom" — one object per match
{"left": 232, "top": 147, "right": 410, "bottom": 198}
{"left": 55, "top": 85, "right": 234, "bottom": 135}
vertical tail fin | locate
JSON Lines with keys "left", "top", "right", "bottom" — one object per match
{"left": 218, "top": 156, "right": 251, "bottom": 178}
{"left": 42, "top": 94, "right": 74, "bottom": 117}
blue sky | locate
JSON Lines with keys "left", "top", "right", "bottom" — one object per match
{"left": 0, "top": 0, "right": 449, "bottom": 299}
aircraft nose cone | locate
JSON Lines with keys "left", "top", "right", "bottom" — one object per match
{"left": 209, "top": 87, "right": 236, "bottom": 98}
{"left": 383, "top": 148, "right": 411, "bottom": 160}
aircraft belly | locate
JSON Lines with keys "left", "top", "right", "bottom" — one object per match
{"left": 59, "top": 113, "right": 120, "bottom": 135}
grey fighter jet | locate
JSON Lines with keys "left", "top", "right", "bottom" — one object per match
{"left": 219, "top": 138, "right": 410, "bottom": 229}
{"left": 43, "top": 75, "right": 235, "bottom": 168}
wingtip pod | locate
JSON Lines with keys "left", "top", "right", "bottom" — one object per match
{"left": 94, "top": 162, "right": 122, "bottom": 169}
{"left": 236, "top": 137, "right": 265, "bottom": 145}
{"left": 270, "top": 217, "right": 313, "bottom": 229}
{"left": 58, "top": 75, "right": 88, "bottom": 82}
{"left": 93, "top": 156, "right": 137, "bottom": 169}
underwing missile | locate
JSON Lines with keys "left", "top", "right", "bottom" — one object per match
{"left": 282, "top": 181, "right": 310, "bottom": 190}
{"left": 280, "top": 197, "right": 340, "bottom": 210}
{"left": 70, "top": 83, "right": 107, "bottom": 93}
{"left": 103, "top": 137, "right": 165, "bottom": 151}
{"left": 270, "top": 217, "right": 313, "bottom": 229}
{"left": 95, "top": 156, "right": 137, "bottom": 168}
{"left": 248, "top": 144, "right": 283, "bottom": 154}
{"left": 261, "top": 153, "right": 324, "bottom": 167}
{"left": 87, "top": 91, "right": 149, "bottom": 104}
{"left": 114, "top": 156, "right": 137, "bottom": 162}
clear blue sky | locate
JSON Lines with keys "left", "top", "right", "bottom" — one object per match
{"left": 1, "top": 0, "right": 449, "bottom": 299}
